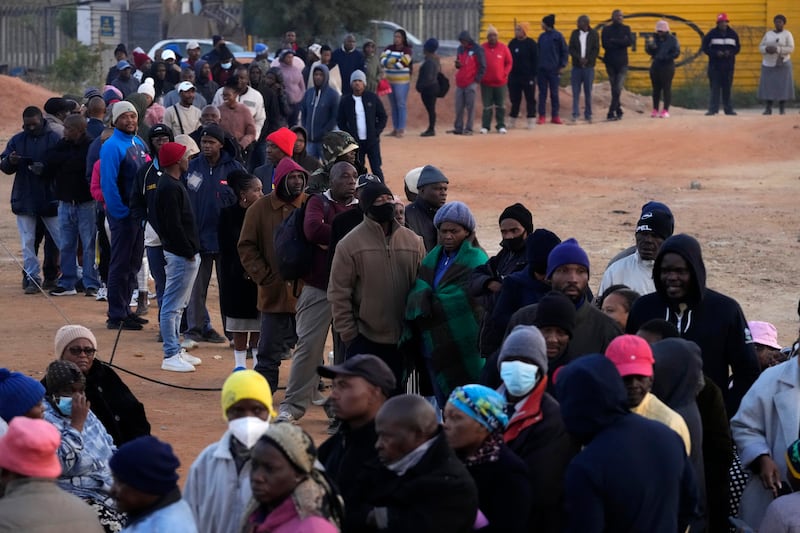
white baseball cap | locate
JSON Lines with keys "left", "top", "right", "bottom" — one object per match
{"left": 186, "top": 40, "right": 200, "bottom": 51}
{"left": 177, "top": 81, "right": 195, "bottom": 92}
{"left": 161, "top": 49, "right": 176, "bottom": 61}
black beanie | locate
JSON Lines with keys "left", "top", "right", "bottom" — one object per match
{"left": 109, "top": 436, "right": 180, "bottom": 496}
{"left": 543, "top": 14, "right": 556, "bottom": 27}
{"left": 533, "top": 291, "right": 576, "bottom": 337}
{"left": 359, "top": 181, "right": 393, "bottom": 212}
{"left": 636, "top": 209, "right": 674, "bottom": 240}
{"left": 499, "top": 203, "right": 533, "bottom": 234}
{"left": 526, "top": 228, "right": 561, "bottom": 275}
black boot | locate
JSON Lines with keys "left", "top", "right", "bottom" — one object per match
{"left": 763, "top": 101, "right": 773, "bottom": 115}
{"left": 135, "top": 290, "right": 149, "bottom": 316}
{"left": 779, "top": 101, "right": 785, "bottom": 115}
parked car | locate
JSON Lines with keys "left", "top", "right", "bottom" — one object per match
{"left": 355, "top": 20, "right": 458, "bottom": 63}
{"left": 147, "top": 39, "right": 256, "bottom": 64}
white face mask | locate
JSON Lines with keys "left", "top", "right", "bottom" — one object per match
{"left": 221, "top": 62, "right": 232, "bottom": 70}
{"left": 500, "top": 361, "right": 540, "bottom": 397}
{"left": 228, "top": 416, "right": 270, "bottom": 449}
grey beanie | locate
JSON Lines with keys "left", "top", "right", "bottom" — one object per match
{"left": 497, "top": 325, "right": 548, "bottom": 372}
{"left": 433, "top": 201, "right": 476, "bottom": 232}
{"left": 416, "top": 164, "right": 449, "bottom": 188}
{"left": 350, "top": 70, "right": 366, "bottom": 84}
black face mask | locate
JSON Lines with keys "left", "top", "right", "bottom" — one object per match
{"left": 368, "top": 203, "right": 395, "bottom": 223}
{"left": 501, "top": 236, "right": 526, "bottom": 251}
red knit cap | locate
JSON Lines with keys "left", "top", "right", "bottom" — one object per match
{"left": 267, "top": 127, "right": 297, "bottom": 158}
{"left": 159, "top": 142, "right": 187, "bottom": 167}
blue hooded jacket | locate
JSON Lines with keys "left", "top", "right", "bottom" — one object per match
{"left": 185, "top": 147, "right": 242, "bottom": 253}
{"left": 300, "top": 64, "right": 340, "bottom": 143}
{"left": 537, "top": 29, "right": 568, "bottom": 72}
{"left": 557, "top": 354, "right": 699, "bottom": 533}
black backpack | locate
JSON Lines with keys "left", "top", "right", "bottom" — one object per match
{"left": 437, "top": 72, "right": 450, "bottom": 98}
{"left": 273, "top": 194, "right": 331, "bottom": 282}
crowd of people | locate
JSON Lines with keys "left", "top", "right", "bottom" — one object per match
{"left": 0, "top": 12, "right": 798, "bottom": 533}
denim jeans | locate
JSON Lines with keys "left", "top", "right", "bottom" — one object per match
{"left": 186, "top": 252, "right": 220, "bottom": 336}
{"left": 571, "top": 67, "right": 595, "bottom": 119}
{"left": 145, "top": 245, "right": 167, "bottom": 310}
{"left": 107, "top": 215, "right": 144, "bottom": 321}
{"left": 57, "top": 201, "right": 99, "bottom": 290}
{"left": 388, "top": 82, "right": 410, "bottom": 131}
{"left": 16, "top": 214, "right": 61, "bottom": 284}
{"left": 537, "top": 69, "right": 561, "bottom": 117}
{"left": 161, "top": 252, "right": 200, "bottom": 358}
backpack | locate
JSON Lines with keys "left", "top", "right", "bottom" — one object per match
{"left": 436, "top": 72, "right": 450, "bottom": 98}
{"left": 273, "top": 194, "right": 331, "bottom": 282}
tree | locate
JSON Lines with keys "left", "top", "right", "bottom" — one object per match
{"left": 243, "top": 0, "right": 389, "bottom": 43}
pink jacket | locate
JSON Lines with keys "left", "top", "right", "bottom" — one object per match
{"left": 245, "top": 497, "right": 337, "bottom": 533}
{"left": 90, "top": 160, "right": 105, "bottom": 205}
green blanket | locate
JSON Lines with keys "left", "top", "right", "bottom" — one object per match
{"left": 404, "top": 241, "right": 488, "bottom": 399}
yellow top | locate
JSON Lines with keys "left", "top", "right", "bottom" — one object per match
{"left": 633, "top": 392, "right": 692, "bottom": 456}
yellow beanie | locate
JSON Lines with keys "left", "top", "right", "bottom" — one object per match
{"left": 220, "top": 370, "right": 276, "bottom": 420}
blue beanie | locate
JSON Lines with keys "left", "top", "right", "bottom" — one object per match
{"left": 448, "top": 384, "right": 508, "bottom": 433}
{"left": 424, "top": 38, "right": 439, "bottom": 53}
{"left": 416, "top": 164, "right": 449, "bottom": 188}
{"left": 546, "top": 238, "right": 590, "bottom": 279}
{"left": 0, "top": 368, "right": 45, "bottom": 422}
{"left": 110, "top": 436, "right": 180, "bottom": 496}
{"left": 434, "top": 201, "right": 476, "bottom": 232}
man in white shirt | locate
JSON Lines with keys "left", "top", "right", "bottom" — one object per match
{"left": 568, "top": 15, "right": 600, "bottom": 122}
{"left": 599, "top": 205, "right": 675, "bottom": 295}
{"left": 336, "top": 70, "right": 387, "bottom": 179}
{"left": 163, "top": 82, "right": 202, "bottom": 135}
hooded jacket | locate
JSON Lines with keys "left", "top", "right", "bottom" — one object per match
{"left": 652, "top": 338, "right": 708, "bottom": 531}
{"left": 238, "top": 157, "right": 307, "bottom": 313}
{"left": 193, "top": 60, "right": 220, "bottom": 104}
{"left": 1, "top": 122, "right": 62, "bottom": 216}
{"left": 455, "top": 31, "right": 486, "bottom": 88}
{"left": 185, "top": 145, "right": 242, "bottom": 253}
{"left": 626, "top": 234, "right": 759, "bottom": 415}
{"left": 557, "top": 354, "right": 699, "bottom": 533}
{"left": 99, "top": 127, "right": 150, "bottom": 220}
{"left": 300, "top": 65, "right": 341, "bottom": 143}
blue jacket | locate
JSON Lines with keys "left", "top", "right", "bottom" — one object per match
{"left": 100, "top": 128, "right": 150, "bottom": 220}
{"left": 557, "top": 355, "right": 699, "bottom": 533}
{"left": 537, "top": 30, "right": 568, "bottom": 72}
{"left": 0, "top": 123, "right": 62, "bottom": 216}
{"left": 300, "top": 64, "right": 340, "bottom": 143}
{"left": 185, "top": 151, "right": 241, "bottom": 253}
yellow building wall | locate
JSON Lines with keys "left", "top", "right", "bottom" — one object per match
{"left": 482, "top": 0, "right": 800, "bottom": 92}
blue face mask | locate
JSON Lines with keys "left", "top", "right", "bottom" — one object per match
{"left": 57, "top": 396, "right": 73, "bottom": 416}
{"left": 500, "top": 361, "right": 540, "bottom": 397}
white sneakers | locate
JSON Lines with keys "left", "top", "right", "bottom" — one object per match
{"left": 161, "top": 349, "right": 202, "bottom": 372}
{"left": 499, "top": 127, "right": 508, "bottom": 134}
{"left": 479, "top": 128, "right": 489, "bottom": 134}
{"left": 95, "top": 286, "right": 108, "bottom": 301}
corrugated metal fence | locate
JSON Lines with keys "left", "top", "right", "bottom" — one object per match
{"left": 0, "top": 5, "right": 74, "bottom": 71}
{"left": 389, "top": 0, "right": 483, "bottom": 41}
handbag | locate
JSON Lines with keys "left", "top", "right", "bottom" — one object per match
{"left": 377, "top": 78, "right": 392, "bottom": 96}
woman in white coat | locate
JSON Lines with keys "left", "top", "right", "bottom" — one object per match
{"left": 731, "top": 355, "right": 800, "bottom": 529}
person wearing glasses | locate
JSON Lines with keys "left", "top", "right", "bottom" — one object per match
{"left": 51, "top": 324, "right": 150, "bottom": 445}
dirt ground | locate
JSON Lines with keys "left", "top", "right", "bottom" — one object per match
{"left": 1, "top": 74, "right": 799, "bottom": 481}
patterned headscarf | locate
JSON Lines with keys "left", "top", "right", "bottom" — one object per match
{"left": 45, "top": 360, "right": 85, "bottom": 394}
{"left": 448, "top": 384, "right": 508, "bottom": 434}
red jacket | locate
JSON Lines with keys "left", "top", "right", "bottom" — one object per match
{"left": 455, "top": 41, "right": 486, "bottom": 88}
{"left": 481, "top": 42, "right": 512, "bottom": 87}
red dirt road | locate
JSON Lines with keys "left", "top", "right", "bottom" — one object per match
{"left": 1, "top": 74, "right": 799, "bottom": 480}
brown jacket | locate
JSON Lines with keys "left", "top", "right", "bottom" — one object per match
{"left": 328, "top": 215, "right": 425, "bottom": 344}
{"left": 0, "top": 477, "right": 104, "bottom": 532}
{"left": 238, "top": 190, "right": 307, "bottom": 313}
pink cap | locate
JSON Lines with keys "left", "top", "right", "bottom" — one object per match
{"left": 655, "top": 20, "right": 670, "bottom": 32}
{"left": 717, "top": 13, "right": 729, "bottom": 23}
{"left": 0, "top": 417, "right": 62, "bottom": 478}
{"left": 749, "top": 321, "right": 781, "bottom": 350}
{"left": 605, "top": 335, "right": 655, "bottom": 377}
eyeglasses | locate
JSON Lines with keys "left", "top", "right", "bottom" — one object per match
{"left": 67, "top": 346, "right": 97, "bottom": 357}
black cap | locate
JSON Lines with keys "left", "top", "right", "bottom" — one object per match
{"left": 114, "top": 43, "right": 127, "bottom": 55}
{"left": 357, "top": 173, "right": 381, "bottom": 189}
{"left": 318, "top": 354, "right": 396, "bottom": 396}
{"left": 201, "top": 124, "right": 225, "bottom": 144}
{"left": 148, "top": 123, "right": 174, "bottom": 141}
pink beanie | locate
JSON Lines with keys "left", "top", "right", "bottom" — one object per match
{"left": 0, "top": 417, "right": 62, "bottom": 478}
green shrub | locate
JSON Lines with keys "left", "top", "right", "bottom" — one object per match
{"left": 48, "top": 43, "right": 101, "bottom": 94}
